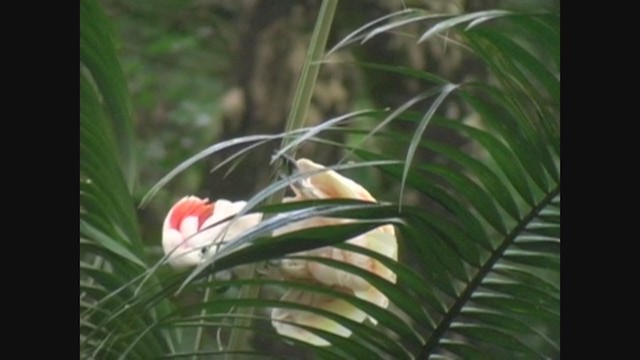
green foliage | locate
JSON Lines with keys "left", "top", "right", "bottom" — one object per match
{"left": 81, "top": 0, "right": 178, "bottom": 357}
{"left": 80, "top": 1, "right": 559, "bottom": 358}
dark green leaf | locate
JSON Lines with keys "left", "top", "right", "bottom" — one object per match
{"left": 437, "top": 120, "right": 536, "bottom": 207}
{"left": 464, "top": 43, "right": 559, "bottom": 186}
{"left": 411, "top": 221, "right": 470, "bottom": 283}
{"left": 460, "top": 92, "right": 551, "bottom": 193}
{"left": 80, "top": 0, "right": 136, "bottom": 188}
{"left": 440, "top": 339, "right": 494, "bottom": 360}
{"left": 525, "top": 222, "right": 560, "bottom": 238}
{"left": 492, "top": 264, "right": 559, "bottom": 296}
{"left": 417, "top": 213, "right": 484, "bottom": 267}
{"left": 471, "top": 293, "right": 559, "bottom": 327}
{"left": 356, "top": 150, "right": 491, "bottom": 249}
{"left": 400, "top": 227, "right": 458, "bottom": 298}
{"left": 79, "top": 223, "right": 145, "bottom": 269}
{"left": 419, "top": 162, "right": 507, "bottom": 235}
{"left": 513, "top": 235, "right": 560, "bottom": 253}
{"left": 422, "top": 141, "right": 521, "bottom": 220}
{"left": 481, "top": 279, "right": 559, "bottom": 312}
{"left": 503, "top": 250, "right": 560, "bottom": 272}
{"left": 450, "top": 323, "right": 543, "bottom": 358}
{"left": 460, "top": 307, "right": 560, "bottom": 353}
{"left": 470, "top": 28, "right": 559, "bottom": 105}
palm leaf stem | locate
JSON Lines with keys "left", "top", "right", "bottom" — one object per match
{"left": 418, "top": 184, "right": 559, "bottom": 358}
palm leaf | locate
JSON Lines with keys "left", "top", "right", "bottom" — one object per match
{"left": 80, "top": 0, "right": 179, "bottom": 357}
{"left": 80, "top": 0, "right": 136, "bottom": 189}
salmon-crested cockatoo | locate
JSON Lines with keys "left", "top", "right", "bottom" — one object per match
{"left": 162, "top": 196, "right": 263, "bottom": 269}
{"left": 270, "top": 158, "right": 398, "bottom": 346}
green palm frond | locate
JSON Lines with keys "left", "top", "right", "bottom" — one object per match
{"left": 80, "top": 0, "right": 136, "bottom": 190}
{"left": 80, "top": 0, "right": 178, "bottom": 357}
{"left": 344, "top": 12, "right": 558, "bottom": 357}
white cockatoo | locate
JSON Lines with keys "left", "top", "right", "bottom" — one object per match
{"left": 270, "top": 158, "right": 398, "bottom": 346}
{"left": 162, "top": 196, "right": 263, "bottom": 269}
